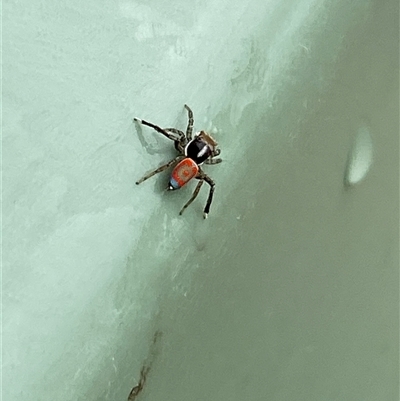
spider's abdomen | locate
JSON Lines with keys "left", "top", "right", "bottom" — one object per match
{"left": 169, "top": 158, "right": 199, "bottom": 190}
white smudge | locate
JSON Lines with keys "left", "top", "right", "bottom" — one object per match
{"left": 345, "top": 126, "right": 373, "bottom": 186}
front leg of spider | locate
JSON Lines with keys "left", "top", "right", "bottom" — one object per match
{"left": 134, "top": 105, "right": 221, "bottom": 218}
{"left": 184, "top": 104, "right": 194, "bottom": 140}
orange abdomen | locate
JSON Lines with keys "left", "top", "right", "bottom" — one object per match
{"left": 169, "top": 158, "right": 199, "bottom": 189}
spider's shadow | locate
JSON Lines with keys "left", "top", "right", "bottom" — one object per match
{"left": 133, "top": 119, "right": 169, "bottom": 156}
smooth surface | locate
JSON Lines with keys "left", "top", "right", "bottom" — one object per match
{"left": 149, "top": 3, "right": 399, "bottom": 400}
{"left": 3, "top": 0, "right": 398, "bottom": 400}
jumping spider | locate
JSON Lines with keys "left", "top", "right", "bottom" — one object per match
{"left": 134, "top": 104, "right": 222, "bottom": 218}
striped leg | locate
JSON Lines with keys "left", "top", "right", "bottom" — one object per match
{"left": 134, "top": 118, "right": 177, "bottom": 141}
{"left": 201, "top": 173, "right": 215, "bottom": 219}
{"left": 184, "top": 104, "right": 194, "bottom": 140}
{"left": 179, "top": 180, "right": 204, "bottom": 215}
{"left": 163, "top": 128, "right": 185, "bottom": 139}
{"left": 136, "top": 155, "right": 183, "bottom": 185}
{"left": 205, "top": 157, "right": 222, "bottom": 165}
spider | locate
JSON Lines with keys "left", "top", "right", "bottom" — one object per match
{"left": 134, "top": 104, "right": 222, "bottom": 219}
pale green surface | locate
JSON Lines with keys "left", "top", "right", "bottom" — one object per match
{"left": 146, "top": 4, "right": 399, "bottom": 400}
{"left": 3, "top": 0, "right": 398, "bottom": 400}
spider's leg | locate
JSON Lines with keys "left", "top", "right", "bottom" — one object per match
{"left": 204, "top": 148, "right": 222, "bottom": 164}
{"left": 179, "top": 180, "right": 204, "bottom": 215}
{"left": 134, "top": 118, "right": 177, "bottom": 141}
{"left": 200, "top": 172, "right": 215, "bottom": 219}
{"left": 184, "top": 104, "right": 194, "bottom": 141}
{"left": 212, "top": 148, "right": 221, "bottom": 157}
{"left": 136, "top": 155, "right": 183, "bottom": 185}
{"left": 164, "top": 128, "right": 185, "bottom": 139}
{"left": 204, "top": 157, "right": 222, "bottom": 165}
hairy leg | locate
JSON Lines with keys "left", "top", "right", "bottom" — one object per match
{"left": 136, "top": 155, "right": 183, "bottom": 185}
{"left": 164, "top": 128, "right": 185, "bottom": 139}
{"left": 134, "top": 118, "right": 177, "bottom": 141}
{"left": 201, "top": 173, "right": 215, "bottom": 219}
{"left": 204, "top": 157, "right": 222, "bottom": 165}
{"left": 179, "top": 180, "right": 204, "bottom": 215}
{"left": 184, "top": 104, "right": 194, "bottom": 140}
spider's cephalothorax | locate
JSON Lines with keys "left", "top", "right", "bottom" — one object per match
{"left": 134, "top": 105, "right": 222, "bottom": 219}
